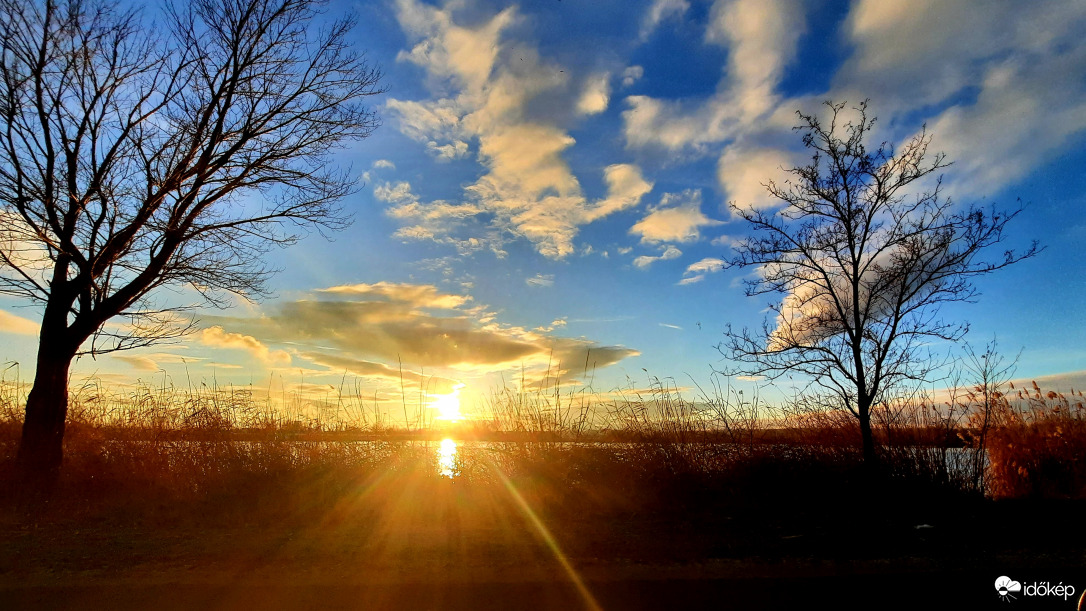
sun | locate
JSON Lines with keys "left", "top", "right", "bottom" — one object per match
{"left": 430, "top": 383, "right": 465, "bottom": 421}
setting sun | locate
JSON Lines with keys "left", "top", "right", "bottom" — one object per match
{"left": 430, "top": 383, "right": 465, "bottom": 421}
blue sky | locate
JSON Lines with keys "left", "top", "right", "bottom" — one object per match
{"left": 2, "top": 0, "right": 1085, "bottom": 420}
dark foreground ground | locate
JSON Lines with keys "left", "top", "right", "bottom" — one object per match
{"left": 1, "top": 476, "right": 1084, "bottom": 611}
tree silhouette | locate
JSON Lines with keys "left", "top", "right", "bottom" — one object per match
{"left": 720, "top": 100, "right": 1039, "bottom": 464}
{"left": 0, "top": 0, "right": 383, "bottom": 487}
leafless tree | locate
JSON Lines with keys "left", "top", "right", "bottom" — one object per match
{"left": 960, "top": 339, "right": 1018, "bottom": 494}
{"left": 720, "top": 101, "right": 1039, "bottom": 465}
{"left": 0, "top": 0, "right": 383, "bottom": 486}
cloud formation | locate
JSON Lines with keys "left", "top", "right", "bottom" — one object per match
{"left": 577, "top": 73, "right": 611, "bottom": 116}
{"left": 383, "top": 0, "right": 653, "bottom": 259}
{"left": 633, "top": 245, "right": 682, "bottom": 269}
{"left": 679, "top": 257, "right": 726, "bottom": 285}
{"left": 300, "top": 351, "right": 462, "bottom": 395}
{"left": 0, "top": 309, "right": 38, "bottom": 335}
{"left": 319, "top": 282, "right": 472, "bottom": 309}
{"left": 201, "top": 282, "right": 639, "bottom": 386}
{"left": 622, "top": 0, "right": 805, "bottom": 152}
{"left": 385, "top": 98, "right": 471, "bottom": 161}
{"left": 200, "top": 327, "right": 292, "bottom": 366}
{"left": 717, "top": 146, "right": 795, "bottom": 212}
{"left": 835, "top": 0, "right": 1086, "bottom": 197}
{"left": 112, "top": 352, "right": 200, "bottom": 373}
{"left": 617, "top": 0, "right": 1086, "bottom": 263}
{"left": 525, "top": 274, "right": 554, "bottom": 287}
{"left": 640, "top": 0, "right": 690, "bottom": 40}
{"left": 630, "top": 190, "right": 723, "bottom": 244}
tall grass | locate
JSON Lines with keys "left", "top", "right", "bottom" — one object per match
{"left": 2, "top": 363, "right": 1082, "bottom": 517}
{"left": 983, "top": 382, "right": 1086, "bottom": 499}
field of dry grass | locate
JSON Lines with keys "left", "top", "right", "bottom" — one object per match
{"left": 2, "top": 370, "right": 1084, "bottom": 508}
{"left": 1, "top": 372, "right": 1084, "bottom": 609}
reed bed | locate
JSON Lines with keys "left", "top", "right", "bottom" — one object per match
{"left": 1, "top": 365, "right": 1083, "bottom": 522}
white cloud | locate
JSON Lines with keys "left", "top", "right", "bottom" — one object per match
{"left": 840, "top": 0, "right": 1010, "bottom": 107}
{"left": 427, "top": 140, "right": 470, "bottom": 160}
{"left": 622, "top": 0, "right": 806, "bottom": 152}
{"left": 633, "top": 245, "right": 682, "bottom": 269}
{"left": 534, "top": 317, "right": 567, "bottom": 333}
{"left": 640, "top": 0, "right": 690, "bottom": 40}
{"left": 831, "top": 0, "right": 1086, "bottom": 198}
{"left": 678, "top": 257, "right": 726, "bottom": 285}
{"left": 711, "top": 234, "right": 738, "bottom": 248}
{"left": 590, "top": 164, "right": 654, "bottom": 221}
{"left": 621, "top": 65, "right": 644, "bottom": 88}
{"left": 717, "top": 146, "right": 795, "bottom": 213}
{"left": 376, "top": 179, "right": 493, "bottom": 253}
{"left": 385, "top": 98, "right": 471, "bottom": 161}
{"left": 616, "top": 0, "right": 1086, "bottom": 234}
{"left": 706, "top": 0, "right": 805, "bottom": 121}
{"left": 576, "top": 73, "right": 611, "bottom": 116}
{"left": 373, "top": 159, "right": 396, "bottom": 170}
{"left": 394, "top": 0, "right": 516, "bottom": 91}
{"left": 925, "top": 50, "right": 1086, "bottom": 197}
{"left": 686, "top": 257, "right": 726, "bottom": 275}
{"left": 623, "top": 95, "right": 726, "bottom": 152}
{"left": 386, "top": 0, "right": 654, "bottom": 259}
{"left": 630, "top": 190, "right": 723, "bottom": 244}
{"left": 374, "top": 181, "right": 417, "bottom": 206}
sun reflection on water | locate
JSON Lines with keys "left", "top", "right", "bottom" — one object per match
{"left": 437, "top": 438, "right": 457, "bottom": 478}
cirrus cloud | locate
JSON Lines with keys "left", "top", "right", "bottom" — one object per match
{"left": 679, "top": 257, "right": 726, "bottom": 285}
{"left": 0, "top": 309, "right": 38, "bottom": 335}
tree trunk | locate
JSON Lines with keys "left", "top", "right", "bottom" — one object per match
{"left": 15, "top": 342, "right": 75, "bottom": 492}
{"left": 858, "top": 398, "right": 877, "bottom": 466}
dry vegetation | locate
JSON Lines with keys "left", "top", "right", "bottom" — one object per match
{"left": 1, "top": 365, "right": 1083, "bottom": 518}
{"left": 1, "top": 365, "right": 1084, "bottom": 611}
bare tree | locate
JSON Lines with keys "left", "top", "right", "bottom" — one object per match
{"left": 0, "top": 0, "right": 383, "bottom": 486}
{"left": 720, "top": 101, "right": 1039, "bottom": 465}
{"left": 960, "top": 339, "right": 1018, "bottom": 494}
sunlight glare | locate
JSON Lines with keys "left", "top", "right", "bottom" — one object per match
{"left": 437, "top": 438, "right": 457, "bottom": 478}
{"left": 430, "top": 383, "right": 465, "bottom": 421}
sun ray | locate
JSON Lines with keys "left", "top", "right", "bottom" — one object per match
{"left": 483, "top": 455, "right": 603, "bottom": 611}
